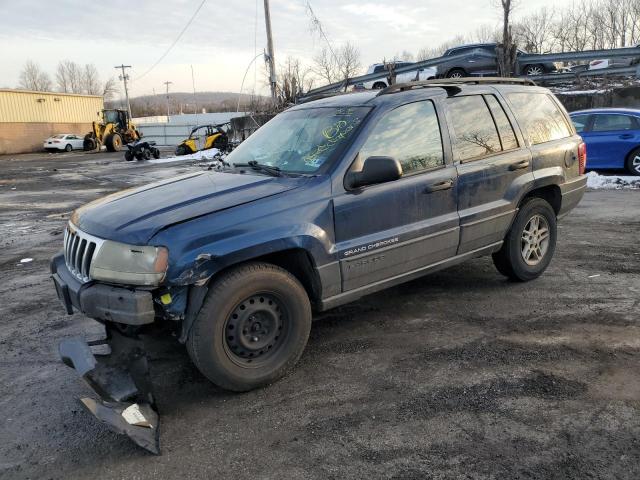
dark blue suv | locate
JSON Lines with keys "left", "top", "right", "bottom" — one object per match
{"left": 52, "top": 78, "right": 587, "bottom": 453}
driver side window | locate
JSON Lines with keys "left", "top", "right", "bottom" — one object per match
{"left": 356, "top": 101, "right": 444, "bottom": 175}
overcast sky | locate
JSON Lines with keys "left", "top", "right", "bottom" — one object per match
{"left": 0, "top": 0, "right": 560, "bottom": 99}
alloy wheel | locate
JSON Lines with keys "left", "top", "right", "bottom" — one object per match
{"left": 633, "top": 155, "right": 640, "bottom": 174}
{"left": 521, "top": 214, "right": 550, "bottom": 266}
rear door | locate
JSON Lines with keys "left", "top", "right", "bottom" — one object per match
{"left": 446, "top": 93, "right": 532, "bottom": 254}
{"left": 333, "top": 100, "right": 459, "bottom": 292}
{"left": 580, "top": 113, "right": 640, "bottom": 169}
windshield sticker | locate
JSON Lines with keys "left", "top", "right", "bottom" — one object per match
{"left": 303, "top": 117, "right": 361, "bottom": 167}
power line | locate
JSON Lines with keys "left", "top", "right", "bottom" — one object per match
{"left": 134, "top": 0, "right": 208, "bottom": 81}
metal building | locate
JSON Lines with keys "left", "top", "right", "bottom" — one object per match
{"left": 0, "top": 89, "right": 104, "bottom": 154}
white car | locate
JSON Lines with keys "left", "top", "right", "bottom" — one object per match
{"left": 44, "top": 134, "right": 84, "bottom": 152}
{"left": 362, "top": 61, "right": 437, "bottom": 90}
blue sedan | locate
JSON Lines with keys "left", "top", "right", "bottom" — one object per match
{"left": 570, "top": 108, "right": 640, "bottom": 176}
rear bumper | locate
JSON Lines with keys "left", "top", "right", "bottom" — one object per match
{"left": 50, "top": 253, "right": 155, "bottom": 325}
{"left": 559, "top": 175, "right": 588, "bottom": 218}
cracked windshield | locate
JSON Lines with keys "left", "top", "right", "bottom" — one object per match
{"left": 226, "top": 107, "right": 369, "bottom": 173}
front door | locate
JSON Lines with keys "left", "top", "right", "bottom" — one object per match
{"left": 333, "top": 100, "right": 459, "bottom": 292}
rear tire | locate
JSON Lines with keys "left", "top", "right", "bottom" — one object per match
{"left": 187, "top": 262, "right": 312, "bottom": 392}
{"left": 105, "top": 133, "right": 122, "bottom": 152}
{"left": 523, "top": 64, "right": 545, "bottom": 76}
{"left": 625, "top": 147, "right": 640, "bottom": 176}
{"left": 492, "top": 197, "right": 557, "bottom": 282}
{"left": 372, "top": 82, "right": 387, "bottom": 89}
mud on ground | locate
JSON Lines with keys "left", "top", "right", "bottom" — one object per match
{"left": 0, "top": 151, "right": 639, "bottom": 479}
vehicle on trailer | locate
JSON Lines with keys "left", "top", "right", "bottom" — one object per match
{"left": 362, "top": 61, "right": 437, "bottom": 90}
{"left": 124, "top": 140, "right": 161, "bottom": 161}
{"left": 435, "top": 43, "right": 557, "bottom": 78}
{"left": 175, "top": 123, "right": 230, "bottom": 156}
{"left": 44, "top": 134, "right": 84, "bottom": 152}
{"left": 83, "top": 109, "right": 140, "bottom": 152}
{"left": 571, "top": 107, "right": 640, "bottom": 175}
{"left": 52, "top": 77, "right": 586, "bottom": 453}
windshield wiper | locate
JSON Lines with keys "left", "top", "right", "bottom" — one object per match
{"left": 233, "top": 160, "right": 283, "bottom": 177}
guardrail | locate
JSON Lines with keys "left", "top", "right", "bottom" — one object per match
{"left": 303, "top": 46, "right": 640, "bottom": 97}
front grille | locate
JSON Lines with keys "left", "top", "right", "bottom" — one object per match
{"left": 63, "top": 225, "right": 104, "bottom": 282}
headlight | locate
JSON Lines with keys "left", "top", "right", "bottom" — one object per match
{"left": 90, "top": 240, "right": 169, "bottom": 286}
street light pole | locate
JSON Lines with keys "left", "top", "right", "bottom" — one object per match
{"left": 115, "top": 64, "right": 132, "bottom": 118}
{"left": 263, "top": 0, "right": 277, "bottom": 101}
{"left": 163, "top": 81, "right": 173, "bottom": 121}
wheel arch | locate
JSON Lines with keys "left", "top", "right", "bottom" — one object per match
{"left": 521, "top": 184, "right": 562, "bottom": 215}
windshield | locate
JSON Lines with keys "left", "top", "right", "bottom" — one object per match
{"left": 226, "top": 106, "right": 370, "bottom": 173}
{"left": 103, "top": 110, "right": 119, "bottom": 123}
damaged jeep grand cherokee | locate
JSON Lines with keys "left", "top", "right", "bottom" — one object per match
{"left": 52, "top": 78, "right": 587, "bottom": 454}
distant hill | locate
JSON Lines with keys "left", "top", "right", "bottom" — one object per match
{"left": 107, "top": 91, "right": 270, "bottom": 116}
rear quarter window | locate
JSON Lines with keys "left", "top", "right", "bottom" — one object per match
{"left": 506, "top": 92, "right": 572, "bottom": 145}
{"left": 446, "top": 95, "right": 502, "bottom": 161}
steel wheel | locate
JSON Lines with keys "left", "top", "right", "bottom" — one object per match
{"left": 224, "top": 293, "right": 287, "bottom": 367}
{"left": 521, "top": 214, "right": 550, "bottom": 266}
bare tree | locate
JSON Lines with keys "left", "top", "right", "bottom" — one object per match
{"left": 82, "top": 64, "right": 102, "bottom": 95}
{"left": 336, "top": 42, "right": 362, "bottom": 89}
{"left": 513, "top": 7, "right": 554, "bottom": 53}
{"left": 277, "top": 56, "right": 314, "bottom": 105}
{"left": 102, "top": 77, "right": 118, "bottom": 100}
{"left": 18, "top": 60, "right": 52, "bottom": 91}
{"left": 496, "top": 0, "right": 518, "bottom": 76}
{"left": 313, "top": 46, "right": 339, "bottom": 84}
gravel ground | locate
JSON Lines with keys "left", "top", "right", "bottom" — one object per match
{"left": 0, "top": 151, "right": 639, "bottom": 480}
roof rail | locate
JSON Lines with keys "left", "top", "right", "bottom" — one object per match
{"left": 377, "top": 76, "right": 536, "bottom": 96}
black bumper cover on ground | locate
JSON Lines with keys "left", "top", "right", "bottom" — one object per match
{"left": 59, "top": 327, "right": 160, "bottom": 454}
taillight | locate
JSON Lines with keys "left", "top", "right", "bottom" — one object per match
{"left": 578, "top": 142, "right": 587, "bottom": 175}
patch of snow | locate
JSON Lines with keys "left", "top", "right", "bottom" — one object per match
{"left": 555, "top": 89, "right": 609, "bottom": 95}
{"left": 20, "top": 258, "right": 33, "bottom": 263}
{"left": 148, "top": 148, "right": 221, "bottom": 164}
{"left": 586, "top": 171, "right": 640, "bottom": 189}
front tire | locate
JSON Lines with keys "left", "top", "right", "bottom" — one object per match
{"left": 446, "top": 68, "right": 466, "bottom": 78}
{"left": 625, "top": 147, "right": 640, "bottom": 176}
{"left": 64, "top": 144, "right": 72, "bottom": 152}
{"left": 175, "top": 144, "right": 190, "bottom": 156}
{"left": 187, "top": 262, "right": 312, "bottom": 392}
{"left": 105, "top": 133, "right": 122, "bottom": 152}
{"left": 492, "top": 197, "right": 557, "bottom": 282}
{"left": 372, "top": 82, "right": 387, "bottom": 89}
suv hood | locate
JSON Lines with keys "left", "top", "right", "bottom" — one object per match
{"left": 72, "top": 171, "right": 304, "bottom": 244}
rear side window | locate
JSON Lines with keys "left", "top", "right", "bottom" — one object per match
{"left": 484, "top": 95, "right": 518, "bottom": 150}
{"left": 358, "top": 101, "right": 443, "bottom": 175}
{"left": 571, "top": 114, "right": 590, "bottom": 133}
{"left": 446, "top": 95, "right": 502, "bottom": 161}
{"left": 373, "top": 65, "right": 385, "bottom": 74}
{"left": 506, "top": 92, "right": 572, "bottom": 145}
{"left": 592, "top": 114, "right": 637, "bottom": 132}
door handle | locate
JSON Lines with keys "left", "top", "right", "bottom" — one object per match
{"left": 424, "top": 179, "right": 453, "bottom": 193}
{"left": 509, "top": 160, "right": 530, "bottom": 171}
{"left": 619, "top": 133, "right": 634, "bottom": 139}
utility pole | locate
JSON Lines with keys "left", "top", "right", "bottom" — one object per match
{"left": 114, "top": 65, "right": 132, "bottom": 118}
{"left": 263, "top": 0, "right": 277, "bottom": 101}
{"left": 163, "top": 81, "right": 173, "bottom": 120}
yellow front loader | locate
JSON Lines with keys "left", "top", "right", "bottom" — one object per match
{"left": 83, "top": 109, "right": 140, "bottom": 152}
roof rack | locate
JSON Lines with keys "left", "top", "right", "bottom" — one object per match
{"left": 377, "top": 77, "right": 536, "bottom": 97}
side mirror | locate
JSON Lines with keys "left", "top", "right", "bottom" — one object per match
{"left": 346, "top": 156, "right": 402, "bottom": 189}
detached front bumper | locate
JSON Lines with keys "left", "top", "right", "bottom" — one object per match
{"left": 59, "top": 328, "right": 160, "bottom": 454}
